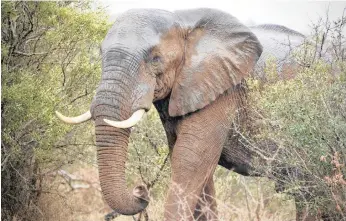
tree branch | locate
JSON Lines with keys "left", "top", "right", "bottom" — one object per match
{"left": 13, "top": 50, "right": 48, "bottom": 56}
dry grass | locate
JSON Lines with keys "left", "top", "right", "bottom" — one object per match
{"left": 37, "top": 164, "right": 296, "bottom": 221}
{"left": 214, "top": 167, "right": 296, "bottom": 221}
{"left": 38, "top": 164, "right": 112, "bottom": 221}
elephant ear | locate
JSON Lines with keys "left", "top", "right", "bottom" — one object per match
{"left": 168, "top": 9, "right": 263, "bottom": 117}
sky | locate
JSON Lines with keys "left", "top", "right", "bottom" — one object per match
{"left": 97, "top": 0, "right": 346, "bottom": 35}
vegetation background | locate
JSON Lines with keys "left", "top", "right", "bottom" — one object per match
{"left": 1, "top": 1, "right": 345, "bottom": 221}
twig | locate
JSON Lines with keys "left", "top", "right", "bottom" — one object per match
{"left": 13, "top": 50, "right": 48, "bottom": 56}
{"left": 147, "top": 153, "right": 170, "bottom": 190}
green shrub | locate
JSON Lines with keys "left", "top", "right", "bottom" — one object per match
{"left": 247, "top": 59, "right": 346, "bottom": 218}
{"left": 1, "top": 2, "right": 110, "bottom": 220}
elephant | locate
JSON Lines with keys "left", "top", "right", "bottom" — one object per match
{"left": 56, "top": 8, "right": 320, "bottom": 221}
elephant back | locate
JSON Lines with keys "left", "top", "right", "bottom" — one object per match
{"left": 250, "top": 24, "right": 306, "bottom": 79}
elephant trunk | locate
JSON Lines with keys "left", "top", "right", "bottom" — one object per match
{"left": 95, "top": 118, "right": 148, "bottom": 215}
{"left": 91, "top": 49, "right": 153, "bottom": 215}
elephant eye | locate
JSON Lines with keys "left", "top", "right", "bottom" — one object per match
{"left": 151, "top": 56, "right": 161, "bottom": 65}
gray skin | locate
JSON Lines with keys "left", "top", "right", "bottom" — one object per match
{"left": 86, "top": 8, "right": 310, "bottom": 221}
{"left": 250, "top": 24, "right": 306, "bottom": 78}
{"left": 250, "top": 24, "right": 337, "bottom": 79}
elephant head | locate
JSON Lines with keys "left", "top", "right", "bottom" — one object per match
{"left": 56, "top": 8, "right": 262, "bottom": 216}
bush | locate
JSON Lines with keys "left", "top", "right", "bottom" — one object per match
{"left": 1, "top": 2, "right": 110, "bottom": 220}
{"left": 247, "top": 59, "right": 346, "bottom": 219}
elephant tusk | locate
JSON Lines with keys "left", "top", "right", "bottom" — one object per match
{"left": 55, "top": 110, "right": 92, "bottom": 124}
{"left": 103, "top": 109, "right": 145, "bottom": 128}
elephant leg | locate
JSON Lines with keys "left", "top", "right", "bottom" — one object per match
{"left": 193, "top": 177, "right": 218, "bottom": 221}
{"left": 163, "top": 93, "right": 234, "bottom": 221}
{"left": 164, "top": 132, "right": 224, "bottom": 221}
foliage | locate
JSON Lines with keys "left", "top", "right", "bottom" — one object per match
{"left": 247, "top": 59, "right": 346, "bottom": 219}
{"left": 243, "top": 10, "right": 346, "bottom": 219}
{"left": 1, "top": 1, "right": 110, "bottom": 220}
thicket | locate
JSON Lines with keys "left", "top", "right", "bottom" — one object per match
{"left": 246, "top": 60, "right": 346, "bottom": 220}
{"left": 243, "top": 10, "right": 346, "bottom": 220}
{"left": 1, "top": 1, "right": 110, "bottom": 220}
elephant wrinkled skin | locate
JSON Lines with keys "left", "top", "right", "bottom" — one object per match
{"left": 56, "top": 8, "right": 315, "bottom": 221}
